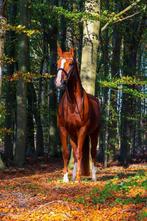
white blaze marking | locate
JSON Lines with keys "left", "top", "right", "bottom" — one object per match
{"left": 56, "top": 58, "right": 66, "bottom": 86}
{"left": 92, "top": 163, "right": 97, "bottom": 181}
{"left": 72, "top": 162, "right": 77, "bottom": 181}
{"left": 63, "top": 172, "right": 69, "bottom": 183}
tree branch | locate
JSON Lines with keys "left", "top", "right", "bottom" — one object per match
{"left": 114, "top": 0, "right": 141, "bottom": 18}
{"left": 113, "top": 11, "right": 140, "bottom": 24}
{"left": 101, "top": 0, "right": 141, "bottom": 32}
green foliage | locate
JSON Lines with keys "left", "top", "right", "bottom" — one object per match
{"left": 1, "top": 0, "right": 146, "bottom": 165}
{"left": 2, "top": 73, "right": 146, "bottom": 100}
{"left": 114, "top": 195, "right": 146, "bottom": 205}
{"left": 0, "top": 23, "right": 40, "bottom": 37}
{"left": 141, "top": 180, "right": 147, "bottom": 190}
{"left": 99, "top": 76, "right": 147, "bottom": 99}
{"left": 138, "top": 210, "right": 147, "bottom": 220}
{"left": 75, "top": 171, "right": 146, "bottom": 205}
{"left": 2, "top": 72, "right": 54, "bottom": 82}
{"left": 75, "top": 196, "right": 85, "bottom": 204}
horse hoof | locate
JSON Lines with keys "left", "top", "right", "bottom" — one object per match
{"left": 74, "top": 180, "right": 81, "bottom": 184}
{"left": 72, "top": 177, "right": 76, "bottom": 182}
{"left": 92, "top": 177, "right": 97, "bottom": 182}
{"left": 63, "top": 173, "right": 69, "bottom": 183}
{"left": 63, "top": 179, "right": 69, "bottom": 183}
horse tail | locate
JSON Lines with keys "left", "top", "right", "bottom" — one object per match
{"left": 81, "top": 136, "right": 90, "bottom": 176}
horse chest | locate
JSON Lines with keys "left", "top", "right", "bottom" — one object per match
{"left": 64, "top": 110, "right": 82, "bottom": 128}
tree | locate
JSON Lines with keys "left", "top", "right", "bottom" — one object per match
{"left": 14, "top": 0, "right": 30, "bottom": 167}
{"left": 0, "top": 0, "right": 6, "bottom": 94}
{"left": 48, "top": 0, "right": 59, "bottom": 156}
{"left": 80, "top": 0, "right": 100, "bottom": 95}
{"left": 120, "top": 13, "right": 145, "bottom": 166}
{"left": 4, "top": 0, "right": 16, "bottom": 164}
{"left": 1, "top": 0, "right": 146, "bottom": 167}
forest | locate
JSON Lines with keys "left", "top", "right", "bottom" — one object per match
{"left": 0, "top": 0, "right": 147, "bottom": 220}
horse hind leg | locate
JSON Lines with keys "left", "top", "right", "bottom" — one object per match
{"left": 90, "top": 129, "right": 99, "bottom": 181}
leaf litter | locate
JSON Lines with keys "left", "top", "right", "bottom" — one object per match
{"left": 0, "top": 162, "right": 146, "bottom": 221}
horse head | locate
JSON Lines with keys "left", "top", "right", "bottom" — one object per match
{"left": 55, "top": 47, "right": 76, "bottom": 89}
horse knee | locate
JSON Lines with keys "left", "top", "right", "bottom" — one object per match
{"left": 62, "top": 150, "right": 69, "bottom": 160}
{"left": 76, "top": 150, "right": 82, "bottom": 161}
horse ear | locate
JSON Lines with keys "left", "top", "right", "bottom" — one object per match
{"left": 70, "top": 48, "right": 74, "bottom": 57}
{"left": 57, "top": 47, "right": 63, "bottom": 57}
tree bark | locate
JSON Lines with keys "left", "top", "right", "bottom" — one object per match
{"left": 120, "top": 16, "right": 144, "bottom": 166}
{"left": 48, "top": 27, "right": 58, "bottom": 157}
{"left": 4, "top": 0, "right": 17, "bottom": 164}
{"left": 80, "top": 0, "right": 100, "bottom": 95}
{"left": 109, "top": 2, "right": 122, "bottom": 160}
{"left": 0, "top": 0, "right": 6, "bottom": 94}
{"left": 14, "top": 0, "right": 29, "bottom": 167}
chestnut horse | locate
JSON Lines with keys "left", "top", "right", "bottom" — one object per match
{"left": 55, "top": 48, "right": 100, "bottom": 182}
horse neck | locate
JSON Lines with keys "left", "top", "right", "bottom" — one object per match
{"left": 66, "top": 64, "right": 83, "bottom": 103}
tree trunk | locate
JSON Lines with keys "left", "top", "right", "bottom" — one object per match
{"left": 120, "top": 18, "right": 143, "bottom": 166}
{"left": 14, "top": 0, "right": 29, "bottom": 167}
{"left": 26, "top": 83, "right": 35, "bottom": 157}
{"left": 48, "top": 27, "right": 58, "bottom": 157}
{"left": 58, "top": 0, "right": 66, "bottom": 50}
{"left": 36, "top": 59, "right": 44, "bottom": 156}
{"left": 0, "top": 0, "right": 6, "bottom": 94}
{"left": 30, "top": 83, "right": 44, "bottom": 157}
{"left": 80, "top": 0, "right": 100, "bottom": 95}
{"left": 4, "top": 0, "right": 16, "bottom": 164}
{"left": 110, "top": 21, "right": 122, "bottom": 160}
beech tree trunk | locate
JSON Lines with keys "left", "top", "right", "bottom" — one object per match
{"left": 0, "top": 0, "right": 6, "bottom": 94}
{"left": 80, "top": 0, "right": 100, "bottom": 95}
{"left": 4, "top": 0, "right": 16, "bottom": 164}
{"left": 14, "top": 0, "right": 29, "bottom": 167}
{"left": 120, "top": 16, "right": 144, "bottom": 166}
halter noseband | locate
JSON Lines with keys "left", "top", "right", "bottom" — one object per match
{"left": 57, "top": 68, "right": 68, "bottom": 77}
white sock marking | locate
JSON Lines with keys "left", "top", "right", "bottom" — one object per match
{"left": 92, "top": 163, "right": 97, "bottom": 181}
{"left": 63, "top": 172, "right": 69, "bottom": 183}
{"left": 72, "top": 162, "right": 77, "bottom": 181}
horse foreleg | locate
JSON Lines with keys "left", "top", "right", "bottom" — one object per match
{"left": 59, "top": 127, "right": 69, "bottom": 182}
{"left": 70, "top": 138, "right": 77, "bottom": 181}
{"left": 90, "top": 129, "right": 99, "bottom": 181}
{"left": 76, "top": 128, "right": 87, "bottom": 182}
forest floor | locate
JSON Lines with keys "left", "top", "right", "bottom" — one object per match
{"left": 0, "top": 160, "right": 146, "bottom": 221}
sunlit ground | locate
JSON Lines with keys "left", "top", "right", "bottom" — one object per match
{"left": 0, "top": 161, "right": 146, "bottom": 221}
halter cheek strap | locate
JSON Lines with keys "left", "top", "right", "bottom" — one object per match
{"left": 57, "top": 68, "right": 68, "bottom": 77}
{"left": 57, "top": 62, "right": 75, "bottom": 82}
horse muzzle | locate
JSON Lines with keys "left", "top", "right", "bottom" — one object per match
{"left": 54, "top": 78, "right": 66, "bottom": 90}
